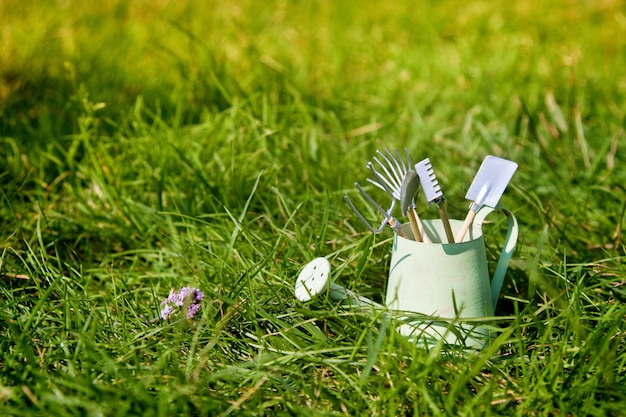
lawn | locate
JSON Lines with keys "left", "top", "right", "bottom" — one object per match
{"left": 1, "top": 0, "right": 625, "bottom": 415}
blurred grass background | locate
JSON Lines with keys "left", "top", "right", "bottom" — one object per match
{"left": 2, "top": 0, "right": 625, "bottom": 253}
{"left": 1, "top": 0, "right": 626, "bottom": 415}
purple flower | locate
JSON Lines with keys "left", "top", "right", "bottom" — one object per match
{"left": 187, "top": 303, "right": 201, "bottom": 319}
{"left": 160, "top": 305, "right": 174, "bottom": 320}
{"left": 160, "top": 287, "right": 204, "bottom": 320}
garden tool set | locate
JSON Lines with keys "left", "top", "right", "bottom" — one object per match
{"left": 295, "top": 148, "right": 520, "bottom": 349}
{"left": 345, "top": 149, "right": 517, "bottom": 244}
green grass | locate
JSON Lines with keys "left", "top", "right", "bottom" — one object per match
{"left": 1, "top": 0, "right": 626, "bottom": 415}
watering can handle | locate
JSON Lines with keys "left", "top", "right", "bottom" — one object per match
{"left": 473, "top": 206, "right": 518, "bottom": 309}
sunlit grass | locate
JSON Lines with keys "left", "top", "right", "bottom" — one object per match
{"left": 1, "top": 0, "right": 625, "bottom": 415}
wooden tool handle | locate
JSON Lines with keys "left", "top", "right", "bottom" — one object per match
{"left": 414, "top": 208, "right": 432, "bottom": 243}
{"left": 438, "top": 204, "right": 455, "bottom": 243}
{"left": 455, "top": 209, "right": 476, "bottom": 243}
{"left": 406, "top": 210, "right": 423, "bottom": 242}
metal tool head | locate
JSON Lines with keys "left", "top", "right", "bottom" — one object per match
{"left": 414, "top": 158, "right": 444, "bottom": 204}
{"left": 366, "top": 161, "right": 397, "bottom": 200}
{"left": 400, "top": 170, "right": 420, "bottom": 217}
{"left": 344, "top": 194, "right": 388, "bottom": 234}
{"left": 345, "top": 181, "right": 400, "bottom": 234}
{"left": 367, "top": 148, "right": 412, "bottom": 200}
{"left": 465, "top": 155, "right": 518, "bottom": 211}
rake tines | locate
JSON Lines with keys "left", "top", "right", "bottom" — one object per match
{"left": 415, "top": 157, "right": 454, "bottom": 243}
{"left": 415, "top": 158, "right": 443, "bottom": 203}
{"left": 367, "top": 148, "right": 411, "bottom": 199}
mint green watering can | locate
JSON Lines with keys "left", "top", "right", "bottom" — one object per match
{"left": 385, "top": 206, "right": 518, "bottom": 348}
